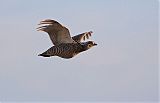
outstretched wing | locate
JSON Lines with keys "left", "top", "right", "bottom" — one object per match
{"left": 37, "top": 19, "right": 76, "bottom": 45}
{"left": 72, "top": 31, "right": 93, "bottom": 42}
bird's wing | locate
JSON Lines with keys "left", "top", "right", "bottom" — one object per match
{"left": 37, "top": 19, "right": 76, "bottom": 45}
{"left": 72, "top": 31, "right": 93, "bottom": 42}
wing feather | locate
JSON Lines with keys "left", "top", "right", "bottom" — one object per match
{"left": 37, "top": 19, "right": 76, "bottom": 45}
{"left": 72, "top": 31, "right": 93, "bottom": 42}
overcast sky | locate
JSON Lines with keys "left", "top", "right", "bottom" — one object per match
{"left": 0, "top": 0, "right": 158, "bottom": 103}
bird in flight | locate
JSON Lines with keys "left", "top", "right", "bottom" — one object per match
{"left": 37, "top": 19, "right": 97, "bottom": 59}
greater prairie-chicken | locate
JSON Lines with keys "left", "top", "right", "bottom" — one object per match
{"left": 37, "top": 19, "right": 97, "bottom": 59}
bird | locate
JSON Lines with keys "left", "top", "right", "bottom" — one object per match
{"left": 36, "top": 19, "right": 97, "bottom": 59}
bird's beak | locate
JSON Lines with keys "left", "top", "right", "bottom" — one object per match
{"left": 94, "top": 43, "right": 97, "bottom": 46}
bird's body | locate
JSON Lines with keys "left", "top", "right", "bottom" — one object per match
{"left": 39, "top": 43, "right": 84, "bottom": 58}
{"left": 37, "top": 19, "right": 97, "bottom": 59}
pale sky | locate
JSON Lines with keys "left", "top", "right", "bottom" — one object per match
{"left": 0, "top": 0, "right": 158, "bottom": 103}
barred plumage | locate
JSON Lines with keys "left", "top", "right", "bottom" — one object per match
{"left": 37, "top": 19, "right": 97, "bottom": 59}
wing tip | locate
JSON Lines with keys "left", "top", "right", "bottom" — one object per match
{"left": 38, "top": 19, "right": 59, "bottom": 25}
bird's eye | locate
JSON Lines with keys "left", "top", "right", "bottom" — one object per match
{"left": 88, "top": 44, "right": 92, "bottom": 48}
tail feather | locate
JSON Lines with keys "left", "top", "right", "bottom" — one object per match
{"left": 38, "top": 53, "right": 50, "bottom": 57}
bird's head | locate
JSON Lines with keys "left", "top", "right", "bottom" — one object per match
{"left": 81, "top": 41, "right": 97, "bottom": 50}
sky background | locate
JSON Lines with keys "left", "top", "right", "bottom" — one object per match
{"left": 0, "top": 0, "right": 158, "bottom": 103}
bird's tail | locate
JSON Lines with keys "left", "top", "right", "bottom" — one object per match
{"left": 38, "top": 53, "right": 50, "bottom": 57}
{"left": 38, "top": 46, "right": 58, "bottom": 57}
